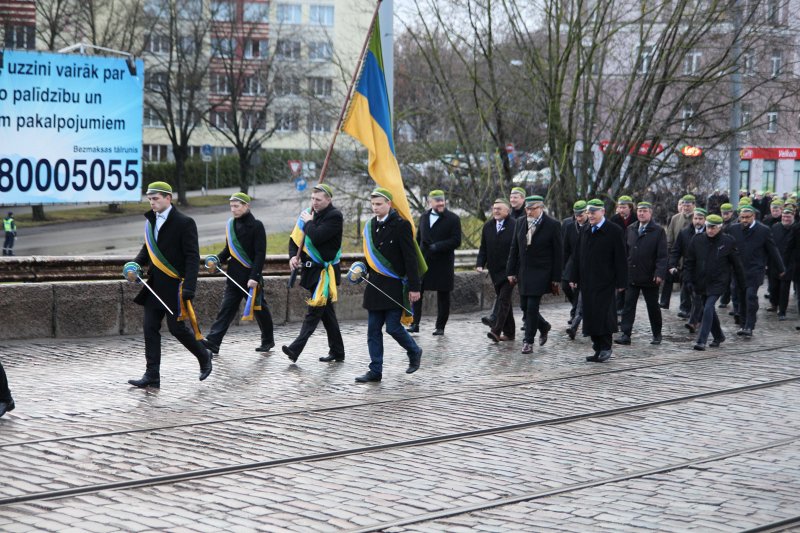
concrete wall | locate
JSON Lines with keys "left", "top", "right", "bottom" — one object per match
{"left": 0, "top": 271, "right": 560, "bottom": 341}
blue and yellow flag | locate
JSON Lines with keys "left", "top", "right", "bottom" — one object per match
{"left": 342, "top": 17, "right": 427, "bottom": 275}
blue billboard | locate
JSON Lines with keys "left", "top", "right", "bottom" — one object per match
{"left": 0, "top": 50, "right": 144, "bottom": 204}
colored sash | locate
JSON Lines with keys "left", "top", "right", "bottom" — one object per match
{"left": 226, "top": 218, "right": 253, "bottom": 268}
{"left": 144, "top": 220, "right": 203, "bottom": 340}
{"left": 241, "top": 283, "right": 263, "bottom": 321}
{"left": 304, "top": 235, "right": 341, "bottom": 307}
{"left": 362, "top": 219, "right": 414, "bottom": 326}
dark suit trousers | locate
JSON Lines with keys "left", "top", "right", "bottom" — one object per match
{"left": 521, "top": 295, "right": 551, "bottom": 344}
{"left": 0, "top": 359, "right": 11, "bottom": 402}
{"left": 491, "top": 279, "right": 516, "bottom": 338}
{"left": 412, "top": 290, "right": 450, "bottom": 330}
{"left": 620, "top": 285, "right": 662, "bottom": 337}
{"left": 659, "top": 271, "right": 674, "bottom": 307}
{"left": 768, "top": 273, "right": 781, "bottom": 307}
{"left": 205, "top": 283, "right": 274, "bottom": 348}
{"left": 697, "top": 294, "right": 723, "bottom": 345}
{"left": 143, "top": 296, "right": 208, "bottom": 376}
{"left": 591, "top": 334, "right": 612, "bottom": 353}
{"left": 743, "top": 284, "right": 760, "bottom": 330}
{"left": 778, "top": 278, "right": 792, "bottom": 315}
{"left": 562, "top": 281, "right": 578, "bottom": 319}
{"left": 288, "top": 301, "right": 345, "bottom": 357}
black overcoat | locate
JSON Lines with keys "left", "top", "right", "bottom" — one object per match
{"left": 727, "top": 221, "right": 785, "bottom": 287}
{"left": 133, "top": 207, "right": 200, "bottom": 315}
{"left": 684, "top": 233, "right": 746, "bottom": 297}
{"left": 288, "top": 203, "right": 343, "bottom": 291}
{"left": 561, "top": 216, "right": 583, "bottom": 281}
{"left": 625, "top": 221, "right": 668, "bottom": 287}
{"left": 506, "top": 214, "right": 562, "bottom": 296}
{"left": 770, "top": 222, "right": 794, "bottom": 278}
{"left": 363, "top": 210, "right": 421, "bottom": 311}
{"left": 570, "top": 219, "right": 627, "bottom": 336}
{"left": 668, "top": 225, "right": 702, "bottom": 271}
{"left": 784, "top": 224, "right": 800, "bottom": 280}
{"left": 476, "top": 216, "right": 515, "bottom": 285}
{"left": 416, "top": 209, "right": 462, "bottom": 291}
{"left": 217, "top": 211, "right": 267, "bottom": 286}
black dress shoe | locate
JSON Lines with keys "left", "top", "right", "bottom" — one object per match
{"left": 741, "top": 328, "right": 753, "bottom": 337}
{"left": 650, "top": 335, "right": 662, "bottom": 345}
{"left": 487, "top": 331, "right": 500, "bottom": 343}
{"left": 128, "top": 375, "right": 160, "bottom": 388}
{"left": 693, "top": 343, "right": 706, "bottom": 351}
{"left": 255, "top": 342, "right": 275, "bottom": 352}
{"left": 709, "top": 335, "right": 726, "bottom": 347}
{"left": 355, "top": 371, "right": 382, "bottom": 383}
{"left": 586, "top": 353, "right": 599, "bottom": 362}
{"left": 201, "top": 338, "right": 219, "bottom": 355}
{"left": 538, "top": 322, "right": 551, "bottom": 346}
{"left": 566, "top": 327, "right": 577, "bottom": 340}
{"left": 718, "top": 303, "right": 728, "bottom": 308}
{"left": 282, "top": 345, "right": 299, "bottom": 363}
{"left": 481, "top": 315, "right": 496, "bottom": 327}
{"left": 614, "top": 333, "right": 631, "bottom": 345}
{"left": 596, "top": 350, "right": 612, "bottom": 362}
{"left": 766, "top": 306, "right": 777, "bottom": 312}
{"left": 684, "top": 323, "right": 697, "bottom": 334}
{"left": 0, "top": 398, "right": 16, "bottom": 417}
{"left": 658, "top": 303, "right": 669, "bottom": 309}
{"left": 319, "top": 353, "right": 345, "bottom": 362}
{"left": 199, "top": 349, "right": 213, "bottom": 381}
{"left": 521, "top": 342, "right": 533, "bottom": 354}
{"left": 432, "top": 329, "right": 444, "bottom": 336}
{"left": 728, "top": 310, "right": 737, "bottom": 316}
{"left": 406, "top": 324, "right": 419, "bottom": 333}
{"left": 677, "top": 311, "right": 690, "bottom": 319}
{"left": 406, "top": 349, "right": 422, "bottom": 374}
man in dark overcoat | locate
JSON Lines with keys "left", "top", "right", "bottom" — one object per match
{"left": 668, "top": 208, "right": 706, "bottom": 330}
{"left": 202, "top": 192, "right": 275, "bottom": 355}
{"left": 616, "top": 201, "right": 667, "bottom": 346}
{"left": 477, "top": 199, "right": 516, "bottom": 342}
{"left": 506, "top": 195, "right": 562, "bottom": 354}
{"left": 283, "top": 184, "right": 345, "bottom": 363}
{"left": 409, "top": 189, "right": 462, "bottom": 335}
{"left": 0, "top": 359, "right": 14, "bottom": 417}
{"left": 128, "top": 181, "right": 213, "bottom": 388}
{"left": 726, "top": 205, "right": 785, "bottom": 336}
{"left": 570, "top": 199, "right": 627, "bottom": 362}
{"left": 356, "top": 188, "right": 422, "bottom": 383}
{"left": 509, "top": 187, "right": 527, "bottom": 220}
{"left": 767, "top": 208, "right": 794, "bottom": 316}
{"left": 660, "top": 194, "right": 695, "bottom": 308}
{"left": 683, "top": 214, "right": 746, "bottom": 350}
{"left": 562, "top": 200, "right": 588, "bottom": 329}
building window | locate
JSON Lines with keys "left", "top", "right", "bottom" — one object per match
{"left": 767, "top": 0, "right": 781, "bottom": 25}
{"left": 742, "top": 50, "right": 755, "bottom": 76}
{"left": 683, "top": 50, "right": 701, "bottom": 75}
{"left": 276, "top": 40, "right": 301, "bottom": 59}
{"left": 210, "top": 0, "right": 233, "bottom": 21}
{"left": 309, "top": 77, "right": 332, "bottom": 97}
{"left": 179, "top": 35, "right": 197, "bottom": 55}
{"left": 681, "top": 104, "right": 696, "bottom": 132}
{"left": 143, "top": 144, "right": 169, "bottom": 163}
{"left": 211, "top": 73, "right": 230, "bottom": 94}
{"left": 243, "top": 76, "right": 266, "bottom": 95}
{"left": 770, "top": 49, "right": 782, "bottom": 78}
{"left": 309, "top": 5, "right": 334, "bottom": 26}
{"left": 243, "top": 1, "right": 269, "bottom": 22}
{"left": 242, "top": 111, "right": 266, "bottom": 130}
{"left": 637, "top": 45, "right": 656, "bottom": 75}
{"left": 767, "top": 109, "right": 778, "bottom": 133}
{"left": 147, "top": 34, "right": 170, "bottom": 54}
{"left": 763, "top": 160, "right": 776, "bottom": 192}
{"left": 211, "top": 110, "right": 232, "bottom": 129}
{"left": 143, "top": 108, "right": 163, "bottom": 128}
{"left": 275, "top": 112, "right": 299, "bottom": 132}
{"left": 308, "top": 41, "right": 333, "bottom": 60}
{"left": 275, "top": 76, "right": 300, "bottom": 96}
{"left": 4, "top": 25, "right": 35, "bottom": 49}
{"left": 146, "top": 71, "right": 168, "bottom": 91}
{"left": 740, "top": 104, "right": 752, "bottom": 133}
{"left": 244, "top": 38, "right": 268, "bottom": 59}
{"left": 309, "top": 113, "right": 332, "bottom": 132}
{"left": 276, "top": 3, "right": 302, "bottom": 24}
{"left": 211, "top": 37, "right": 235, "bottom": 58}
{"left": 739, "top": 160, "right": 751, "bottom": 191}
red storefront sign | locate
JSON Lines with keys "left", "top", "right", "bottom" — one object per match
{"left": 739, "top": 147, "right": 800, "bottom": 160}
{"left": 599, "top": 140, "right": 665, "bottom": 155}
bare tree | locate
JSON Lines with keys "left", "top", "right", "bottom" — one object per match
{"left": 35, "top": 0, "right": 76, "bottom": 51}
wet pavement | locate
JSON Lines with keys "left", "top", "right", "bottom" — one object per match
{"left": 0, "top": 295, "right": 798, "bottom": 532}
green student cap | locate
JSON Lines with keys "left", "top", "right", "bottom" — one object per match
{"left": 229, "top": 192, "right": 251, "bottom": 204}
{"left": 525, "top": 195, "right": 544, "bottom": 207}
{"left": 637, "top": 201, "right": 653, "bottom": 209}
{"left": 313, "top": 183, "right": 334, "bottom": 197}
{"left": 739, "top": 205, "right": 757, "bottom": 213}
{"left": 146, "top": 181, "right": 172, "bottom": 195}
{"left": 617, "top": 195, "right": 634, "bottom": 205}
{"left": 573, "top": 200, "right": 588, "bottom": 213}
{"left": 428, "top": 189, "right": 446, "bottom": 199}
{"left": 720, "top": 203, "right": 733, "bottom": 212}
{"left": 510, "top": 187, "right": 526, "bottom": 196}
{"left": 681, "top": 194, "right": 696, "bottom": 203}
{"left": 587, "top": 198, "right": 605, "bottom": 211}
{"left": 705, "top": 214, "right": 723, "bottom": 226}
{"left": 370, "top": 187, "right": 393, "bottom": 201}
{"left": 694, "top": 207, "right": 708, "bottom": 216}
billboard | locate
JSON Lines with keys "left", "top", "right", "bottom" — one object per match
{"left": 0, "top": 49, "right": 144, "bottom": 204}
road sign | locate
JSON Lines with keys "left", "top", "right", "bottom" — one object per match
{"left": 505, "top": 143, "right": 515, "bottom": 153}
{"left": 288, "top": 160, "right": 302, "bottom": 175}
{"left": 201, "top": 144, "right": 213, "bottom": 162}
{"left": 295, "top": 176, "right": 307, "bottom": 192}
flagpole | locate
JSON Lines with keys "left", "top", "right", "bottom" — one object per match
{"left": 289, "top": 0, "right": 384, "bottom": 286}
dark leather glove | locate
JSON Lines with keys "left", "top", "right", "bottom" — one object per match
{"left": 428, "top": 242, "right": 438, "bottom": 252}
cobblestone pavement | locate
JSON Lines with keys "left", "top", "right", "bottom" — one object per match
{"left": 0, "top": 294, "right": 799, "bottom": 532}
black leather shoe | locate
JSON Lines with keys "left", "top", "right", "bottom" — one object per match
{"left": 650, "top": 335, "right": 662, "bottom": 345}
{"left": 658, "top": 303, "right": 669, "bottom": 309}
{"left": 538, "top": 322, "right": 551, "bottom": 346}
{"left": 709, "top": 335, "right": 726, "bottom": 347}
{"left": 128, "top": 375, "right": 160, "bottom": 388}
{"left": 406, "top": 324, "right": 419, "bottom": 333}
{"left": 406, "top": 349, "right": 422, "bottom": 374}
{"left": 0, "top": 398, "right": 15, "bottom": 417}
{"left": 487, "top": 331, "right": 500, "bottom": 343}
{"left": 684, "top": 323, "right": 698, "bottom": 334}
{"left": 282, "top": 345, "right": 299, "bottom": 363}
{"left": 432, "top": 329, "right": 444, "bottom": 336}
{"left": 766, "top": 306, "right": 777, "bottom": 313}
{"left": 778, "top": 314, "right": 787, "bottom": 321}
{"left": 255, "top": 342, "right": 275, "bottom": 352}
{"left": 199, "top": 349, "right": 213, "bottom": 381}
{"left": 718, "top": 303, "right": 728, "bottom": 308}
{"left": 481, "top": 315, "right": 496, "bottom": 327}
{"left": 521, "top": 342, "right": 533, "bottom": 354}
{"left": 355, "top": 371, "right": 382, "bottom": 383}
{"left": 319, "top": 353, "right": 345, "bottom": 362}
{"left": 693, "top": 343, "right": 706, "bottom": 351}
{"left": 741, "top": 328, "right": 753, "bottom": 337}
{"left": 566, "top": 326, "right": 577, "bottom": 340}
{"left": 201, "top": 338, "right": 219, "bottom": 355}
{"left": 614, "top": 333, "right": 631, "bottom": 345}
{"left": 586, "top": 353, "right": 599, "bottom": 362}
{"left": 677, "top": 311, "right": 690, "bottom": 319}
{"left": 728, "top": 310, "right": 737, "bottom": 316}
{"left": 596, "top": 350, "right": 612, "bottom": 362}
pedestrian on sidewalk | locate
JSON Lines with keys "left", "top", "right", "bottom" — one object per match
{"left": 3, "top": 212, "right": 16, "bottom": 256}
{"left": 0, "top": 358, "right": 14, "bottom": 418}
{"left": 476, "top": 199, "right": 516, "bottom": 343}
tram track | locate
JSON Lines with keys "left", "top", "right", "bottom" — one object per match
{"left": 1, "top": 339, "right": 796, "bottom": 450}
{"left": 0, "top": 373, "right": 797, "bottom": 507}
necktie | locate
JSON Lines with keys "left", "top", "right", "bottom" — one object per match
{"left": 639, "top": 225, "right": 645, "bottom": 236}
{"left": 591, "top": 225, "right": 597, "bottom": 233}
{"left": 496, "top": 222, "right": 503, "bottom": 233}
